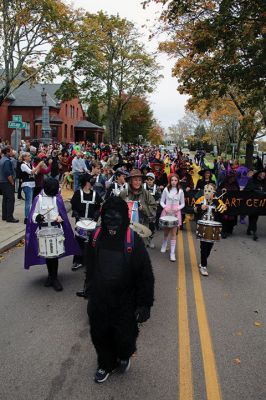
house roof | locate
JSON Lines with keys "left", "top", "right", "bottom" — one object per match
{"left": 35, "top": 114, "right": 63, "bottom": 123}
{"left": 9, "top": 82, "right": 61, "bottom": 108}
{"left": 75, "top": 120, "right": 104, "bottom": 130}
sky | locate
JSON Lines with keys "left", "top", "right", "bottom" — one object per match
{"left": 72, "top": 0, "right": 188, "bottom": 129}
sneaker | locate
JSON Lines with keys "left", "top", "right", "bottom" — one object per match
{"left": 71, "top": 263, "right": 83, "bottom": 271}
{"left": 94, "top": 368, "right": 110, "bottom": 383}
{"left": 199, "top": 265, "right": 209, "bottom": 276}
{"left": 149, "top": 240, "right": 155, "bottom": 249}
{"left": 119, "top": 358, "right": 131, "bottom": 373}
{"left": 170, "top": 253, "right": 176, "bottom": 262}
{"left": 161, "top": 242, "right": 167, "bottom": 253}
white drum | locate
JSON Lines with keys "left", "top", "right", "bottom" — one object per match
{"left": 37, "top": 227, "right": 65, "bottom": 258}
{"left": 75, "top": 219, "right": 97, "bottom": 240}
{"left": 159, "top": 215, "right": 179, "bottom": 228}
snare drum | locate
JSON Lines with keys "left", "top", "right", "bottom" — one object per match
{"left": 37, "top": 227, "right": 65, "bottom": 258}
{"left": 159, "top": 215, "right": 179, "bottom": 228}
{"left": 196, "top": 220, "right": 222, "bottom": 243}
{"left": 127, "top": 201, "right": 139, "bottom": 223}
{"left": 75, "top": 219, "right": 97, "bottom": 240}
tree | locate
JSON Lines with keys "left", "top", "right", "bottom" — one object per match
{"left": 144, "top": 0, "right": 266, "bottom": 166}
{"left": 66, "top": 12, "right": 162, "bottom": 143}
{"left": 121, "top": 96, "right": 154, "bottom": 143}
{"left": 87, "top": 99, "right": 102, "bottom": 126}
{"left": 148, "top": 122, "right": 164, "bottom": 145}
{"left": 0, "top": 0, "right": 77, "bottom": 105}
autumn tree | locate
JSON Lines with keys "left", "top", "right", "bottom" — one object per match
{"left": 66, "top": 12, "right": 161, "bottom": 143}
{"left": 148, "top": 122, "right": 164, "bottom": 145}
{"left": 87, "top": 99, "right": 102, "bottom": 126}
{"left": 144, "top": 0, "right": 265, "bottom": 166}
{"left": 121, "top": 96, "right": 154, "bottom": 143}
{"left": 0, "top": 0, "right": 77, "bottom": 105}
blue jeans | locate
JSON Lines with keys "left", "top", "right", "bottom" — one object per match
{"left": 73, "top": 173, "right": 82, "bottom": 192}
{"left": 22, "top": 186, "right": 33, "bottom": 218}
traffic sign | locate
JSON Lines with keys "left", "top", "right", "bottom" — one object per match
{"left": 12, "top": 115, "right": 22, "bottom": 123}
{"left": 8, "top": 121, "right": 22, "bottom": 129}
{"left": 21, "top": 122, "right": 27, "bottom": 129}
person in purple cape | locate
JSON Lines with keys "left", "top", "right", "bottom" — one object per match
{"left": 24, "top": 177, "right": 80, "bottom": 291}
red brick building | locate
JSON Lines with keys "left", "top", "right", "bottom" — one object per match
{"left": 0, "top": 82, "right": 104, "bottom": 143}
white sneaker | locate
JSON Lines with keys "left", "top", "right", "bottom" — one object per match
{"left": 170, "top": 253, "right": 176, "bottom": 262}
{"left": 149, "top": 240, "right": 155, "bottom": 249}
{"left": 199, "top": 265, "right": 209, "bottom": 276}
{"left": 161, "top": 242, "right": 167, "bottom": 253}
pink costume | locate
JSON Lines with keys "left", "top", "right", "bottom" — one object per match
{"left": 160, "top": 187, "right": 185, "bottom": 227}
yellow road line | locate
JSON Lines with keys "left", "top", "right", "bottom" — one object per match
{"left": 177, "top": 231, "right": 193, "bottom": 400}
{"left": 187, "top": 221, "right": 222, "bottom": 400}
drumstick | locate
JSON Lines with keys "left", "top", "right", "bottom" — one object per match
{"left": 42, "top": 207, "right": 55, "bottom": 216}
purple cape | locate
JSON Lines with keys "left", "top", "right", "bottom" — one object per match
{"left": 24, "top": 193, "right": 80, "bottom": 269}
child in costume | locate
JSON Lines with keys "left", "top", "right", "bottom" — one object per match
{"left": 24, "top": 178, "right": 80, "bottom": 291}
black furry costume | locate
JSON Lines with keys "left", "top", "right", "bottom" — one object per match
{"left": 84, "top": 197, "right": 154, "bottom": 372}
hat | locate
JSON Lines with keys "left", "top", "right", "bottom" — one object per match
{"left": 141, "top": 164, "right": 151, "bottom": 172}
{"left": 115, "top": 168, "right": 129, "bottom": 177}
{"left": 198, "top": 168, "right": 214, "bottom": 177}
{"left": 126, "top": 169, "right": 143, "bottom": 180}
{"left": 146, "top": 172, "right": 155, "bottom": 180}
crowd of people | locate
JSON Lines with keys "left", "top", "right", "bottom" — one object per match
{"left": 0, "top": 138, "right": 265, "bottom": 382}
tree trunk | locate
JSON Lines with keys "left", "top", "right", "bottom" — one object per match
{"left": 245, "top": 142, "right": 254, "bottom": 169}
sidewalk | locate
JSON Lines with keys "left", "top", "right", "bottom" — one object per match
{"left": 0, "top": 188, "right": 73, "bottom": 253}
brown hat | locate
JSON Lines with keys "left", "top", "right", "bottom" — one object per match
{"left": 126, "top": 168, "right": 143, "bottom": 180}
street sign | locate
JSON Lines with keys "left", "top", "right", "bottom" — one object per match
{"left": 21, "top": 122, "right": 27, "bottom": 129}
{"left": 8, "top": 121, "right": 22, "bottom": 129}
{"left": 12, "top": 115, "right": 22, "bottom": 123}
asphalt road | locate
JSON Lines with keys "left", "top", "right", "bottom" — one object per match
{"left": 0, "top": 217, "right": 265, "bottom": 400}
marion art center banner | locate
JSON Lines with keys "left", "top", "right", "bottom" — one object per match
{"left": 184, "top": 190, "right": 266, "bottom": 216}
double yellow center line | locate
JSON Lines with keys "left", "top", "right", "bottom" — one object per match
{"left": 177, "top": 221, "right": 222, "bottom": 400}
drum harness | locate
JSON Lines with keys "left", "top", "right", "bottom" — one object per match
{"left": 80, "top": 189, "right": 96, "bottom": 219}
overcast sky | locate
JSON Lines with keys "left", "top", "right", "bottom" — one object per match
{"left": 72, "top": 0, "right": 188, "bottom": 129}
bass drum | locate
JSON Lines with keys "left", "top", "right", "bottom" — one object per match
{"left": 196, "top": 220, "right": 222, "bottom": 243}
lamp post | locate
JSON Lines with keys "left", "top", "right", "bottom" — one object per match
{"left": 41, "top": 87, "right": 51, "bottom": 144}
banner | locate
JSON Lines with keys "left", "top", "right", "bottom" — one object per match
{"left": 184, "top": 190, "right": 266, "bottom": 216}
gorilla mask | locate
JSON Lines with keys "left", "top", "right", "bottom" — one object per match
{"left": 101, "top": 196, "right": 129, "bottom": 236}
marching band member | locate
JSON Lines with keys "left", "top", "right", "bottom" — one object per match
{"left": 143, "top": 172, "right": 161, "bottom": 248}
{"left": 24, "top": 178, "right": 80, "bottom": 291}
{"left": 105, "top": 168, "right": 129, "bottom": 199}
{"left": 71, "top": 174, "right": 102, "bottom": 270}
{"left": 194, "top": 183, "right": 227, "bottom": 276}
{"left": 160, "top": 174, "right": 185, "bottom": 262}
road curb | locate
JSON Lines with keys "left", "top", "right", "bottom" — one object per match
{"left": 0, "top": 200, "right": 71, "bottom": 254}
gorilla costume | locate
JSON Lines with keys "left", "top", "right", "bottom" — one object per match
{"left": 84, "top": 196, "right": 154, "bottom": 383}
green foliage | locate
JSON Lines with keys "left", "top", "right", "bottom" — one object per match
{"left": 145, "top": 0, "right": 265, "bottom": 166}
{"left": 121, "top": 96, "right": 154, "bottom": 143}
{"left": 86, "top": 99, "right": 102, "bottom": 126}
{"left": 64, "top": 11, "right": 162, "bottom": 142}
{"left": 0, "top": 0, "right": 78, "bottom": 105}
{"left": 55, "top": 79, "right": 79, "bottom": 102}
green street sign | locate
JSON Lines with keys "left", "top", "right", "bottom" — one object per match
{"left": 8, "top": 121, "right": 22, "bottom": 129}
{"left": 12, "top": 115, "right": 22, "bottom": 123}
{"left": 21, "top": 122, "right": 27, "bottom": 129}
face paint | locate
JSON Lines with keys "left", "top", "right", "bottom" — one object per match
{"left": 204, "top": 184, "right": 215, "bottom": 201}
{"left": 103, "top": 209, "right": 124, "bottom": 235}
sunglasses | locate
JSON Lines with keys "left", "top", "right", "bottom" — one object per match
{"left": 147, "top": 177, "right": 154, "bottom": 181}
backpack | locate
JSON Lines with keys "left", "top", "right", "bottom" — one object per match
{"left": 92, "top": 226, "right": 134, "bottom": 264}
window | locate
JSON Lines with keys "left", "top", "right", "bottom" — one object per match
{"left": 71, "top": 125, "right": 73, "bottom": 139}
{"left": 65, "top": 104, "right": 68, "bottom": 116}
{"left": 64, "top": 124, "right": 67, "bottom": 139}
{"left": 76, "top": 108, "right": 79, "bottom": 118}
